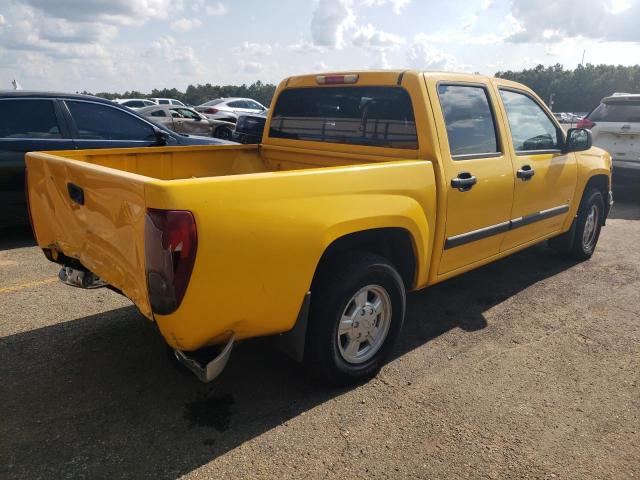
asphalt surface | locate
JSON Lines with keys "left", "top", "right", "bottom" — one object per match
{"left": 1, "top": 185, "right": 638, "bottom": 480}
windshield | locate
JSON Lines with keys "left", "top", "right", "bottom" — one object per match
{"left": 269, "top": 86, "right": 417, "bottom": 149}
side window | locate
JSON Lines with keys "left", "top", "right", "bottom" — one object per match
{"left": 150, "top": 109, "right": 167, "bottom": 117}
{"left": 177, "top": 108, "right": 199, "bottom": 120}
{"left": 170, "top": 100, "right": 182, "bottom": 105}
{"left": 66, "top": 101, "right": 156, "bottom": 141}
{"left": 0, "top": 99, "right": 62, "bottom": 139}
{"left": 247, "top": 101, "right": 262, "bottom": 110}
{"left": 437, "top": 84, "right": 500, "bottom": 158}
{"left": 158, "top": 100, "right": 170, "bottom": 105}
{"left": 499, "top": 89, "right": 559, "bottom": 152}
{"left": 228, "top": 100, "right": 244, "bottom": 108}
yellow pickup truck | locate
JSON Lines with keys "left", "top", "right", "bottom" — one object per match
{"left": 26, "top": 71, "right": 612, "bottom": 385}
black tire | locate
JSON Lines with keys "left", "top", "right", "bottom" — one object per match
{"left": 213, "top": 126, "right": 232, "bottom": 140}
{"left": 549, "top": 188, "right": 604, "bottom": 260}
{"left": 304, "top": 252, "right": 406, "bottom": 386}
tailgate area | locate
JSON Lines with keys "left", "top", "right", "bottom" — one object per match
{"left": 26, "top": 151, "right": 152, "bottom": 318}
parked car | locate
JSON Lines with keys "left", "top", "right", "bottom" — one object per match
{"left": 232, "top": 111, "right": 267, "bottom": 144}
{"left": 578, "top": 93, "right": 640, "bottom": 179}
{"left": 113, "top": 98, "right": 156, "bottom": 109}
{"left": 0, "top": 91, "right": 232, "bottom": 226}
{"left": 26, "top": 71, "right": 611, "bottom": 386}
{"left": 139, "top": 105, "right": 235, "bottom": 139}
{"left": 194, "top": 97, "right": 266, "bottom": 123}
{"left": 149, "top": 97, "right": 186, "bottom": 106}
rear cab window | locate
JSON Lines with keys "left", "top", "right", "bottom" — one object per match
{"left": 0, "top": 99, "right": 63, "bottom": 139}
{"left": 269, "top": 86, "right": 418, "bottom": 149}
{"left": 589, "top": 101, "right": 640, "bottom": 122}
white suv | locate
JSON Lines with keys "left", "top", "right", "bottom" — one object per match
{"left": 579, "top": 93, "right": 640, "bottom": 179}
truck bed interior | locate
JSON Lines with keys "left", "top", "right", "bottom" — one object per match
{"left": 47, "top": 144, "right": 416, "bottom": 181}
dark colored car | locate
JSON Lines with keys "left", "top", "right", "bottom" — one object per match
{"left": 0, "top": 91, "right": 232, "bottom": 226}
{"left": 232, "top": 111, "right": 267, "bottom": 144}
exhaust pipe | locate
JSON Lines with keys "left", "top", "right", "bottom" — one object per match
{"left": 58, "top": 267, "right": 107, "bottom": 289}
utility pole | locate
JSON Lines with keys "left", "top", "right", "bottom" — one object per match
{"left": 548, "top": 93, "right": 555, "bottom": 111}
{"left": 581, "top": 49, "right": 586, "bottom": 66}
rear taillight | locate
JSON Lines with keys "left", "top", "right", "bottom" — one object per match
{"left": 577, "top": 117, "right": 595, "bottom": 129}
{"left": 145, "top": 209, "right": 197, "bottom": 315}
{"left": 24, "top": 167, "right": 38, "bottom": 242}
{"left": 203, "top": 107, "right": 219, "bottom": 114}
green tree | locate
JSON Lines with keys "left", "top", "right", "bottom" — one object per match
{"left": 495, "top": 64, "right": 640, "bottom": 112}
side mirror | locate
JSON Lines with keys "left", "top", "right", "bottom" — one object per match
{"left": 563, "top": 128, "right": 592, "bottom": 153}
{"left": 155, "top": 129, "right": 169, "bottom": 146}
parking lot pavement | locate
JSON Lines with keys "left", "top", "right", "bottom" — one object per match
{"left": 1, "top": 185, "right": 638, "bottom": 480}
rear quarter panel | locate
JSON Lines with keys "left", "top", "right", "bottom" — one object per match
{"left": 146, "top": 160, "right": 437, "bottom": 350}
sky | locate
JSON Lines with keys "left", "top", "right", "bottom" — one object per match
{"left": 0, "top": 0, "right": 639, "bottom": 93}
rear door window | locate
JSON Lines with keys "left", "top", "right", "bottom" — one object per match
{"left": 269, "top": 86, "right": 418, "bottom": 149}
{"left": 0, "top": 99, "right": 62, "bottom": 139}
{"left": 589, "top": 102, "right": 640, "bottom": 122}
{"left": 66, "top": 101, "right": 156, "bottom": 141}
{"left": 437, "top": 84, "right": 500, "bottom": 158}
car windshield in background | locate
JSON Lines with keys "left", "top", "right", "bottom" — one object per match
{"left": 269, "top": 86, "right": 418, "bottom": 149}
{"left": 590, "top": 102, "right": 640, "bottom": 122}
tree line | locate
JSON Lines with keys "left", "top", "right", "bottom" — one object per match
{"left": 495, "top": 63, "right": 640, "bottom": 113}
{"left": 92, "top": 80, "right": 278, "bottom": 107}
{"left": 87, "top": 64, "right": 639, "bottom": 113}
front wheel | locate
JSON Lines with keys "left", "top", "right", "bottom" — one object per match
{"left": 549, "top": 188, "right": 604, "bottom": 260}
{"left": 304, "top": 252, "right": 406, "bottom": 386}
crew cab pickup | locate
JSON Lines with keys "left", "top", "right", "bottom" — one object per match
{"left": 26, "top": 71, "right": 613, "bottom": 385}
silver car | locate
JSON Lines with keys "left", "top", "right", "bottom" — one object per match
{"left": 139, "top": 105, "right": 236, "bottom": 139}
{"left": 194, "top": 97, "right": 266, "bottom": 123}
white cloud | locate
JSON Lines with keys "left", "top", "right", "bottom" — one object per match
{"left": 360, "top": 0, "right": 410, "bottom": 14}
{"left": 310, "top": 0, "right": 356, "bottom": 48}
{"left": 507, "top": 0, "right": 640, "bottom": 43}
{"left": 20, "top": 0, "right": 173, "bottom": 25}
{"left": 287, "top": 39, "right": 326, "bottom": 53}
{"left": 205, "top": 2, "right": 227, "bottom": 16}
{"left": 143, "top": 36, "right": 204, "bottom": 74}
{"left": 170, "top": 17, "right": 202, "bottom": 32}
{"left": 352, "top": 24, "right": 404, "bottom": 49}
{"left": 0, "top": 14, "right": 5, "bottom": 25}
{"left": 406, "top": 33, "right": 466, "bottom": 71}
{"left": 236, "top": 59, "right": 266, "bottom": 74}
{"left": 233, "top": 41, "right": 273, "bottom": 56}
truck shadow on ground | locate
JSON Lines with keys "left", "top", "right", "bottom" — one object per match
{"left": 1, "top": 242, "right": 580, "bottom": 479}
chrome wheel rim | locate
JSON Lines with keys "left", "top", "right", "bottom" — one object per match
{"left": 337, "top": 285, "right": 392, "bottom": 364}
{"left": 582, "top": 204, "right": 599, "bottom": 251}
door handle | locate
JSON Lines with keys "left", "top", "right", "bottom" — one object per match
{"left": 451, "top": 172, "right": 477, "bottom": 192}
{"left": 517, "top": 165, "right": 535, "bottom": 181}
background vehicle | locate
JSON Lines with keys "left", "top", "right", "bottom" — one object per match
{"left": 578, "top": 93, "right": 640, "bottom": 179}
{"left": 139, "top": 105, "right": 236, "bottom": 139}
{"left": 232, "top": 111, "right": 267, "bottom": 144}
{"left": 149, "top": 98, "right": 186, "bottom": 106}
{"left": 113, "top": 98, "right": 156, "bottom": 109}
{"left": 194, "top": 97, "right": 266, "bottom": 123}
{"left": 26, "top": 71, "right": 612, "bottom": 386}
{"left": 0, "top": 91, "right": 231, "bottom": 226}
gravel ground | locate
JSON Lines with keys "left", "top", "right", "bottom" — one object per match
{"left": 0, "top": 185, "right": 638, "bottom": 480}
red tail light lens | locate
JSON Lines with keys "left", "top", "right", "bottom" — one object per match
{"left": 576, "top": 117, "right": 595, "bottom": 129}
{"left": 204, "top": 107, "right": 219, "bottom": 114}
{"left": 145, "top": 209, "right": 197, "bottom": 315}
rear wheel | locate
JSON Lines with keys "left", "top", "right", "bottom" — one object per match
{"left": 304, "top": 252, "right": 406, "bottom": 386}
{"left": 549, "top": 188, "right": 604, "bottom": 260}
{"left": 213, "top": 126, "right": 233, "bottom": 140}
